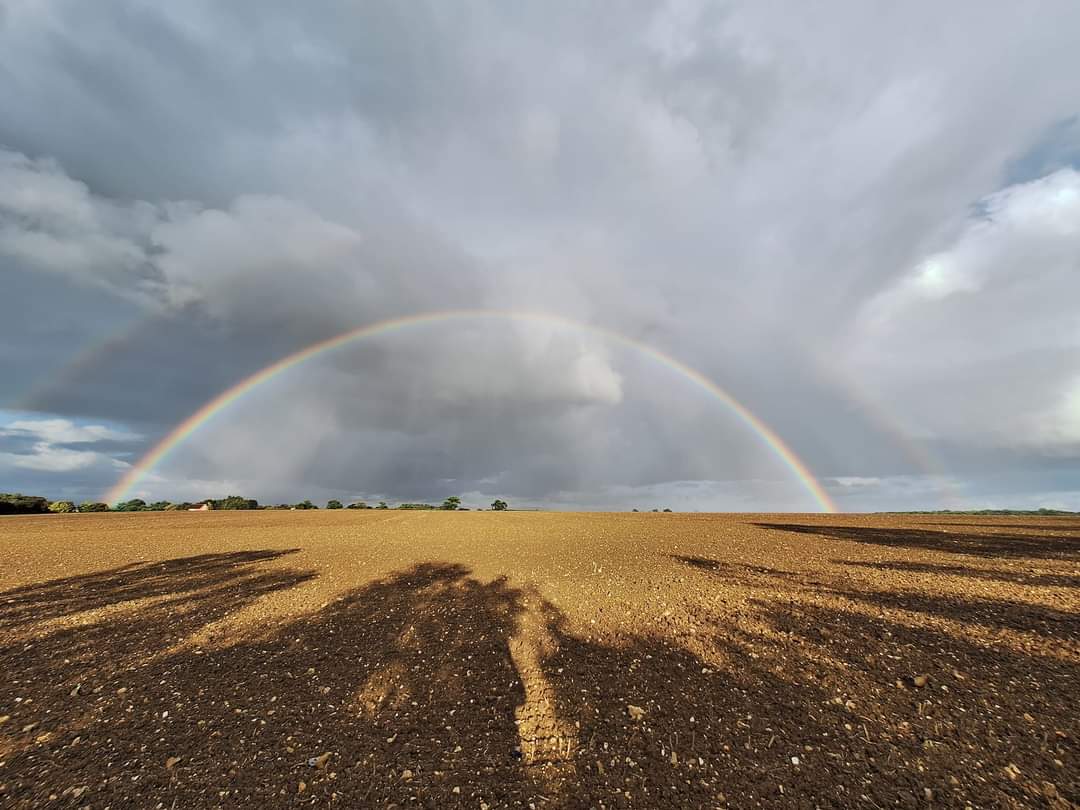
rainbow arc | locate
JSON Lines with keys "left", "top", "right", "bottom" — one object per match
{"left": 105, "top": 309, "right": 838, "bottom": 512}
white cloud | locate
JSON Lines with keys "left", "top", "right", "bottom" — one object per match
{"left": 862, "top": 169, "right": 1080, "bottom": 324}
{"left": 0, "top": 150, "right": 169, "bottom": 305}
{"left": 820, "top": 474, "right": 972, "bottom": 512}
{"left": 0, "top": 416, "right": 137, "bottom": 481}
{"left": 1047, "top": 378, "right": 1080, "bottom": 445}
{"left": 2, "top": 418, "right": 139, "bottom": 444}
{"left": 847, "top": 168, "right": 1080, "bottom": 450}
{"left": 829, "top": 477, "right": 883, "bottom": 490}
{"left": 0, "top": 149, "right": 385, "bottom": 315}
{"left": 0, "top": 442, "right": 126, "bottom": 473}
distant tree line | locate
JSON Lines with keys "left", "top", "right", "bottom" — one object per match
{"left": 1, "top": 492, "right": 513, "bottom": 514}
{"left": 113, "top": 495, "right": 259, "bottom": 512}
{"left": 10, "top": 491, "right": 1075, "bottom": 517}
{"left": 890, "top": 508, "right": 1079, "bottom": 516}
{"left": 0, "top": 493, "right": 269, "bottom": 514}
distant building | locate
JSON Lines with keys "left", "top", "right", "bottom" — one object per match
{"left": 188, "top": 502, "right": 213, "bottom": 512}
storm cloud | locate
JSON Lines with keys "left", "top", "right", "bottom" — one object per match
{"left": 2, "top": 1, "right": 1079, "bottom": 510}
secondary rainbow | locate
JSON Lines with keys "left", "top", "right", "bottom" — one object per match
{"left": 105, "top": 309, "right": 838, "bottom": 511}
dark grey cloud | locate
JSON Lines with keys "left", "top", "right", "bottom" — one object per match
{"left": 2, "top": 1, "right": 1080, "bottom": 509}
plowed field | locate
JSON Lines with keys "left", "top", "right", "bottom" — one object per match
{"left": 0, "top": 511, "right": 1077, "bottom": 808}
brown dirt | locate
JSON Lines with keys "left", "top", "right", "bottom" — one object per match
{"left": 0, "top": 511, "right": 1076, "bottom": 808}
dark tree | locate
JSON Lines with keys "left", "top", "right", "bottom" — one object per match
{"left": 0, "top": 493, "right": 51, "bottom": 514}
{"left": 213, "top": 495, "right": 258, "bottom": 510}
{"left": 491, "top": 499, "right": 508, "bottom": 511}
{"left": 327, "top": 499, "right": 343, "bottom": 509}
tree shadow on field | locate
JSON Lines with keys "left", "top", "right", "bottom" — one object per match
{"left": 673, "top": 555, "right": 1079, "bottom": 809}
{"left": 835, "top": 559, "right": 1080, "bottom": 589}
{"left": 925, "top": 521, "right": 1080, "bottom": 533}
{"left": 0, "top": 551, "right": 317, "bottom": 697}
{"left": 532, "top": 605, "right": 860, "bottom": 808}
{"left": 754, "top": 521, "right": 1080, "bottom": 560}
{"left": 677, "top": 556, "right": 792, "bottom": 580}
{"left": 0, "top": 556, "right": 543, "bottom": 808}
{"left": 675, "top": 555, "right": 1077, "bottom": 639}
{"left": 0, "top": 549, "right": 301, "bottom": 630}
{"left": 0, "top": 550, "right": 886, "bottom": 809}
{"left": 2, "top": 549, "right": 1076, "bottom": 809}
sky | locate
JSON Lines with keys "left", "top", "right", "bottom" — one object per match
{"left": 2, "top": 1, "right": 1079, "bottom": 512}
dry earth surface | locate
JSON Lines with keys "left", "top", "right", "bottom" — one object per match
{"left": 0, "top": 511, "right": 1077, "bottom": 809}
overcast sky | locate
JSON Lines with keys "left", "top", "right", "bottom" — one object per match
{"left": 2, "top": 1, "right": 1079, "bottom": 511}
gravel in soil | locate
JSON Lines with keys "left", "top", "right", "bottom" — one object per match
{"left": 0, "top": 511, "right": 1076, "bottom": 808}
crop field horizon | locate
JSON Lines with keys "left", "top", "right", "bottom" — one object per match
{"left": 1, "top": 510, "right": 1076, "bottom": 808}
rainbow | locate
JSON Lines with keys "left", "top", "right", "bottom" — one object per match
{"left": 105, "top": 309, "right": 838, "bottom": 511}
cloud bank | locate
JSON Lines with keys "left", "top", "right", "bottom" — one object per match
{"left": 2, "top": 1, "right": 1079, "bottom": 509}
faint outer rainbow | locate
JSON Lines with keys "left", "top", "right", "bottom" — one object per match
{"left": 105, "top": 309, "right": 838, "bottom": 512}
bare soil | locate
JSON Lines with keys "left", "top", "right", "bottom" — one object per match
{"left": 0, "top": 511, "right": 1076, "bottom": 808}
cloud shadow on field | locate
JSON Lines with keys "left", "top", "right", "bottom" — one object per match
{"left": 754, "top": 521, "right": 1080, "bottom": 560}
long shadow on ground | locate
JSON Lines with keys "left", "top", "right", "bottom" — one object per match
{"left": 834, "top": 559, "right": 1080, "bottom": 589}
{"left": 0, "top": 556, "right": 535, "bottom": 807}
{"left": 0, "top": 552, "right": 858, "bottom": 808}
{"left": 2, "top": 550, "right": 1076, "bottom": 808}
{"left": 921, "top": 521, "right": 1080, "bottom": 533}
{"left": 0, "top": 550, "right": 302, "bottom": 630}
{"left": 671, "top": 555, "right": 1078, "bottom": 808}
{"left": 754, "top": 522, "right": 1080, "bottom": 560}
